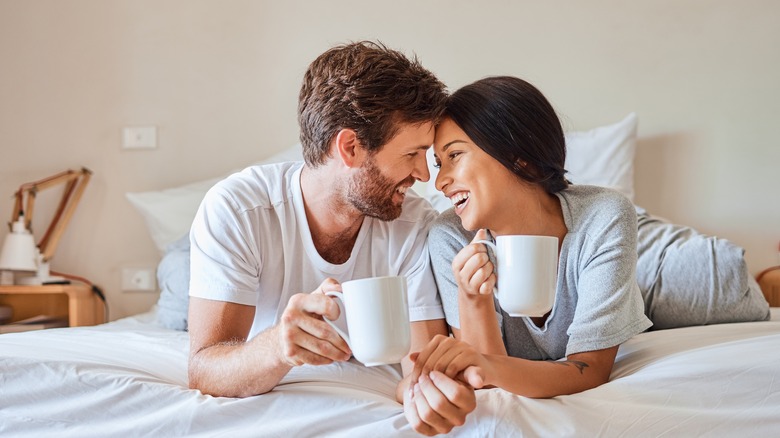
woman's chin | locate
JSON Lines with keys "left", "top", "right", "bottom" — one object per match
{"left": 458, "top": 215, "right": 482, "bottom": 232}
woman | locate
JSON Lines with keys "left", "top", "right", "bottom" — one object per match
{"left": 411, "top": 76, "right": 652, "bottom": 399}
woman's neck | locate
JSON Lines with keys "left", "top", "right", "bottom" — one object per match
{"left": 489, "top": 186, "right": 567, "bottom": 240}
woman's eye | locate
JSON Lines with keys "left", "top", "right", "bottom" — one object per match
{"left": 448, "top": 151, "right": 462, "bottom": 161}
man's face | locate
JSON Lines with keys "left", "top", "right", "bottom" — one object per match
{"left": 347, "top": 122, "right": 435, "bottom": 221}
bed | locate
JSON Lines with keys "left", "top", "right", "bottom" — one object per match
{"left": 1, "top": 307, "right": 779, "bottom": 436}
{"left": 3, "top": 114, "right": 778, "bottom": 436}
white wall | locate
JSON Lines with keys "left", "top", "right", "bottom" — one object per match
{"left": 1, "top": 0, "right": 778, "bottom": 319}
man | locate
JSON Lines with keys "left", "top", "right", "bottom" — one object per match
{"left": 187, "top": 41, "right": 473, "bottom": 435}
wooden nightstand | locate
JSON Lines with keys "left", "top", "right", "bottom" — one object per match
{"left": 757, "top": 267, "right": 780, "bottom": 308}
{"left": 0, "top": 283, "right": 105, "bottom": 327}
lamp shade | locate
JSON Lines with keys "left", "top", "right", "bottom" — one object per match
{"left": 0, "top": 218, "right": 38, "bottom": 272}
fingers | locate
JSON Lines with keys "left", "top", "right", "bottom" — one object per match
{"left": 310, "top": 278, "right": 343, "bottom": 320}
{"left": 407, "top": 372, "right": 475, "bottom": 435}
{"left": 412, "top": 378, "right": 452, "bottom": 434}
{"left": 403, "top": 380, "right": 438, "bottom": 436}
{"left": 473, "top": 228, "right": 489, "bottom": 242}
{"left": 428, "top": 371, "right": 477, "bottom": 413}
{"left": 312, "top": 277, "right": 342, "bottom": 295}
{"left": 451, "top": 230, "right": 495, "bottom": 296}
{"left": 278, "top": 292, "right": 352, "bottom": 366}
{"left": 410, "top": 334, "right": 448, "bottom": 384}
{"left": 461, "top": 366, "right": 486, "bottom": 389}
{"left": 460, "top": 255, "right": 494, "bottom": 294}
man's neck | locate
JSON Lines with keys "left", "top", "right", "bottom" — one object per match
{"left": 300, "top": 165, "right": 365, "bottom": 264}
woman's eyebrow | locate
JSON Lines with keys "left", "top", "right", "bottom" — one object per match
{"left": 441, "top": 140, "right": 467, "bottom": 151}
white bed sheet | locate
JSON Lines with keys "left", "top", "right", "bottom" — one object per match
{"left": 1, "top": 309, "right": 779, "bottom": 437}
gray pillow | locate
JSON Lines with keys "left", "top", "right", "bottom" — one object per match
{"left": 635, "top": 206, "right": 770, "bottom": 329}
{"left": 156, "top": 234, "right": 191, "bottom": 331}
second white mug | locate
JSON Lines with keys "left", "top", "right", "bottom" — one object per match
{"left": 324, "top": 276, "right": 411, "bottom": 366}
{"left": 475, "top": 235, "right": 559, "bottom": 317}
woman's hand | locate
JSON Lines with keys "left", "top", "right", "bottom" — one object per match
{"left": 451, "top": 229, "right": 496, "bottom": 296}
{"left": 411, "top": 334, "right": 490, "bottom": 389}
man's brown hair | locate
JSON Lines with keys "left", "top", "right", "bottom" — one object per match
{"left": 298, "top": 41, "right": 447, "bottom": 167}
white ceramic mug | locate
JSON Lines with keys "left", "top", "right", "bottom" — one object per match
{"left": 324, "top": 276, "right": 411, "bottom": 366}
{"left": 475, "top": 235, "right": 559, "bottom": 317}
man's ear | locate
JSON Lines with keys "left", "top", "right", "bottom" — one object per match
{"left": 334, "top": 129, "right": 363, "bottom": 168}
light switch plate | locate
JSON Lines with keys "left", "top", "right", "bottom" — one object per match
{"left": 122, "top": 126, "right": 157, "bottom": 149}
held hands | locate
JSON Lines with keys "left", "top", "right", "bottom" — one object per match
{"left": 452, "top": 229, "right": 496, "bottom": 296}
{"left": 403, "top": 369, "right": 476, "bottom": 436}
{"left": 277, "top": 278, "right": 352, "bottom": 367}
{"left": 404, "top": 335, "right": 490, "bottom": 435}
{"left": 411, "top": 335, "right": 488, "bottom": 390}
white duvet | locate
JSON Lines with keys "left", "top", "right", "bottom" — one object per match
{"left": 1, "top": 309, "right": 779, "bottom": 437}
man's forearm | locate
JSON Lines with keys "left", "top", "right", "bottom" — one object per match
{"left": 189, "top": 325, "right": 292, "bottom": 397}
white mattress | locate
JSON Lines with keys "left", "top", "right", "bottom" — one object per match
{"left": 1, "top": 309, "right": 779, "bottom": 437}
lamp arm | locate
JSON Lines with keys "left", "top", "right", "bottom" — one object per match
{"left": 7, "top": 168, "right": 92, "bottom": 262}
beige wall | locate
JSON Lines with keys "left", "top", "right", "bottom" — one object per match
{"left": 1, "top": 0, "right": 778, "bottom": 319}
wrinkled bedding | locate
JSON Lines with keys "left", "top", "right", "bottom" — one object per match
{"left": 1, "top": 309, "right": 779, "bottom": 437}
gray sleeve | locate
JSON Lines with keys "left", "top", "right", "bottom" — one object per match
{"left": 427, "top": 209, "right": 476, "bottom": 329}
{"left": 566, "top": 194, "right": 652, "bottom": 355}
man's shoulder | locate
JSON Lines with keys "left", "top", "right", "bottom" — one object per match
{"left": 207, "top": 161, "right": 302, "bottom": 212}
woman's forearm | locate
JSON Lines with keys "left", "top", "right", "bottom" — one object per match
{"left": 482, "top": 346, "right": 619, "bottom": 398}
{"left": 457, "top": 291, "right": 507, "bottom": 355}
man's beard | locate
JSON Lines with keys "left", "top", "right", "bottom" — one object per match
{"left": 346, "top": 155, "right": 409, "bottom": 221}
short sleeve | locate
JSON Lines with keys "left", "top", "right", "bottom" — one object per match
{"left": 189, "top": 183, "right": 261, "bottom": 306}
{"left": 399, "top": 200, "right": 445, "bottom": 322}
{"left": 427, "top": 209, "right": 476, "bottom": 328}
{"left": 565, "top": 195, "right": 652, "bottom": 355}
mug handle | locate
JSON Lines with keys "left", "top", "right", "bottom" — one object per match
{"left": 323, "top": 291, "right": 351, "bottom": 348}
{"left": 473, "top": 239, "right": 500, "bottom": 298}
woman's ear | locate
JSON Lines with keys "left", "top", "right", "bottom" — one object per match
{"left": 334, "top": 129, "right": 362, "bottom": 168}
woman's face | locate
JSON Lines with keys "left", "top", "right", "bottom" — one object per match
{"left": 433, "top": 118, "right": 524, "bottom": 231}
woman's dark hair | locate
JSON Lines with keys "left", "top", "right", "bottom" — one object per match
{"left": 445, "top": 76, "right": 569, "bottom": 194}
{"left": 298, "top": 41, "right": 447, "bottom": 167}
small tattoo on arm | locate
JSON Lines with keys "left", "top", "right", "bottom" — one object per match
{"left": 550, "top": 360, "right": 590, "bottom": 374}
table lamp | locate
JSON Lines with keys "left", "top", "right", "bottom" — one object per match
{"left": 0, "top": 168, "right": 91, "bottom": 285}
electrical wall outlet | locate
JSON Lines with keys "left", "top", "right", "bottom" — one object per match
{"left": 121, "top": 267, "right": 156, "bottom": 292}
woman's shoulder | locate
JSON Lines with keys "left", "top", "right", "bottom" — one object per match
{"left": 428, "top": 208, "right": 475, "bottom": 246}
{"left": 558, "top": 185, "right": 637, "bottom": 235}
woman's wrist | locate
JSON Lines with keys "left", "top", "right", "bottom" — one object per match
{"left": 458, "top": 288, "right": 495, "bottom": 306}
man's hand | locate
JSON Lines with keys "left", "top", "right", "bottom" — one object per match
{"left": 403, "top": 370, "right": 477, "bottom": 436}
{"left": 277, "top": 278, "right": 352, "bottom": 366}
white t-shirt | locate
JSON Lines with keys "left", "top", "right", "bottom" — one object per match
{"left": 189, "top": 161, "right": 444, "bottom": 338}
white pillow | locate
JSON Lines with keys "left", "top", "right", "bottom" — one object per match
{"left": 423, "top": 113, "right": 638, "bottom": 211}
{"left": 127, "top": 145, "right": 303, "bottom": 252}
{"left": 564, "top": 112, "right": 637, "bottom": 201}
